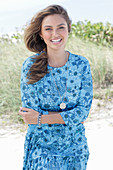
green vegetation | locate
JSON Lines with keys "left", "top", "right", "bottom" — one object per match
{"left": 71, "top": 20, "right": 113, "bottom": 47}
{"left": 0, "top": 39, "right": 33, "bottom": 123}
{"left": 0, "top": 21, "right": 113, "bottom": 123}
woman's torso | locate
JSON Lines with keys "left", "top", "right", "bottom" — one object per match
{"left": 25, "top": 52, "right": 89, "bottom": 159}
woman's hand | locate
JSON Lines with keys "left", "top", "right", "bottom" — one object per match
{"left": 18, "top": 107, "right": 39, "bottom": 124}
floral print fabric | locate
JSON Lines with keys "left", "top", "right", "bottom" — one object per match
{"left": 21, "top": 51, "right": 93, "bottom": 170}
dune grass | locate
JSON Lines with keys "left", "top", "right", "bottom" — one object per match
{"left": 0, "top": 36, "right": 113, "bottom": 123}
{"left": 0, "top": 41, "right": 33, "bottom": 123}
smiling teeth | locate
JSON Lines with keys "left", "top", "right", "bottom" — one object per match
{"left": 51, "top": 39, "right": 61, "bottom": 42}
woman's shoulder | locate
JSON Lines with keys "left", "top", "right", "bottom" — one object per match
{"left": 21, "top": 53, "right": 40, "bottom": 82}
{"left": 22, "top": 53, "right": 40, "bottom": 69}
{"left": 69, "top": 52, "right": 90, "bottom": 68}
{"left": 70, "top": 52, "right": 89, "bottom": 63}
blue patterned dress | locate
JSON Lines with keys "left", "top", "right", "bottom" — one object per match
{"left": 21, "top": 51, "right": 93, "bottom": 170}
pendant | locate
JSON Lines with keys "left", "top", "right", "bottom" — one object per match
{"left": 60, "top": 103, "right": 66, "bottom": 109}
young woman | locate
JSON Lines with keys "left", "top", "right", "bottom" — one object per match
{"left": 19, "top": 5, "right": 93, "bottom": 170}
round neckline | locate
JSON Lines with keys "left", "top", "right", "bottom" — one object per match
{"left": 48, "top": 51, "right": 71, "bottom": 69}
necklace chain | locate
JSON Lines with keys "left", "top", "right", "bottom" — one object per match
{"left": 51, "top": 52, "right": 69, "bottom": 109}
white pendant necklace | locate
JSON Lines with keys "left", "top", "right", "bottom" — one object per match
{"left": 50, "top": 52, "right": 69, "bottom": 110}
{"left": 60, "top": 102, "right": 66, "bottom": 109}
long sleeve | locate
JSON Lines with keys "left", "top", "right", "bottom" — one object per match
{"left": 20, "top": 56, "right": 48, "bottom": 115}
{"left": 59, "top": 60, "right": 93, "bottom": 126}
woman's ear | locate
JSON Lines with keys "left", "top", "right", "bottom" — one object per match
{"left": 41, "top": 37, "right": 44, "bottom": 40}
{"left": 39, "top": 33, "right": 43, "bottom": 39}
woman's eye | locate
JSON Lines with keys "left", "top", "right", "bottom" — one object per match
{"left": 59, "top": 27, "right": 64, "bottom": 29}
{"left": 45, "top": 28, "right": 52, "bottom": 31}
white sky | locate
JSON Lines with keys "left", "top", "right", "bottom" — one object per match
{"left": 0, "top": 0, "right": 113, "bottom": 34}
{"left": 0, "top": 0, "right": 65, "bottom": 12}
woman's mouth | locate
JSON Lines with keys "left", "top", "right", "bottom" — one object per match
{"left": 50, "top": 39, "right": 62, "bottom": 43}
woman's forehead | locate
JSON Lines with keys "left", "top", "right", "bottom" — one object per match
{"left": 42, "top": 14, "right": 67, "bottom": 26}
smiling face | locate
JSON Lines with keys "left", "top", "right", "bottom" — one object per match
{"left": 40, "top": 14, "right": 69, "bottom": 51}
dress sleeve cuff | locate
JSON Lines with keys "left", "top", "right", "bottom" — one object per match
{"left": 42, "top": 110, "right": 48, "bottom": 115}
{"left": 59, "top": 112, "right": 68, "bottom": 125}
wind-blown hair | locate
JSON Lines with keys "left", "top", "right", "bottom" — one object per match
{"left": 24, "top": 5, "right": 71, "bottom": 84}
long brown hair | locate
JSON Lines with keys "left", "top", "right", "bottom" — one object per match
{"left": 24, "top": 5, "right": 71, "bottom": 84}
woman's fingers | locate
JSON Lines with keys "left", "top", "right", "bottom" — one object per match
{"left": 18, "top": 110, "right": 30, "bottom": 123}
{"left": 18, "top": 108, "right": 39, "bottom": 124}
{"left": 20, "top": 107, "right": 31, "bottom": 112}
{"left": 18, "top": 110, "right": 28, "bottom": 116}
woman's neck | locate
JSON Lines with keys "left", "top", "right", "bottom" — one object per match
{"left": 47, "top": 49, "right": 68, "bottom": 67}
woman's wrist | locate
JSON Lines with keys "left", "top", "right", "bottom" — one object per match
{"left": 41, "top": 114, "right": 65, "bottom": 124}
{"left": 37, "top": 112, "right": 42, "bottom": 126}
{"left": 41, "top": 115, "right": 48, "bottom": 124}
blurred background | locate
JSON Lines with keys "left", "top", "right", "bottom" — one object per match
{"left": 0, "top": 0, "right": 113, "bottom": 170}
{"left": 0, "top": 0, "right": 113, "bottom": 34}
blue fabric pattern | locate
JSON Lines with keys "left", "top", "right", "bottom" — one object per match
{"left": 21, "top": 51, "right": 93, "bottom": 170}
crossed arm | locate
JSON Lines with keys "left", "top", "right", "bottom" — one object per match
{"left": 18, "top": 108, "right": 84, "bottom": 125}
{"left": 19, "top": 107, "right": 65, "bottom": 124}
{"left": 19, "top": 57, "right": 93, "bottom": 126}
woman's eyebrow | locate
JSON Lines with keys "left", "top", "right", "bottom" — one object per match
{"left": 57, "top": 23, "right": 66, "bottom": 26}
{"left": 44, "top": 23, "right": 66, "bottom": 27}
{"left": 44, "top": 25, "right": 52, "bottom": 28}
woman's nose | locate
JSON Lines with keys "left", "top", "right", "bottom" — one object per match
{"left": 52, "top": 29, "right": 59, "bottom": 36}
